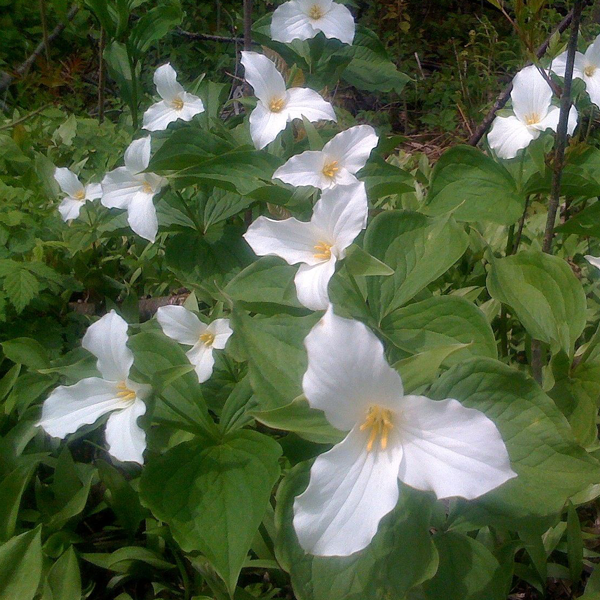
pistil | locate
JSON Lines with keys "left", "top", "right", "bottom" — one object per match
{"left": 313, "top": 241, "right": 332, "bottom": 261}
{"left": 360, "top": 406, "right": 394, "bottom": 452}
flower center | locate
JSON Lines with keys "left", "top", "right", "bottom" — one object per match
{"left": 322, "top": 160, "right": 339, "bottom": 179}
{"left": 116, "top": 381, "right": 136, "bottom": 403}
{"left": 269, "top": 97, "right": 285, "bottom": 113}
{"left": 360, "top": 406, "right": 394, "bottom": 452}
{"left": 308, "top": 4, "right": 324, "bottom": 19}
{"left": 142, "top": 181, "right": 154, "bottom": 194}
{"left": 171, "top": 96, "right": 185, "bottom": 111}
{"left": 74, "top": 190, "right": 86, "bottom": 201}
{"left": 585, "top": 65, "right": 597, "bottom": 77}
{"left": 524, "top": 113, "right": 540, "bottom": 126}
{"left": 200, "top": 331, "right": 215, "bottom": 347}
{"left": 313, "top": 241, "right": 332, "bottom": 261}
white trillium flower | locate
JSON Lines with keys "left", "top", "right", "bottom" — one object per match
{"left": 585, "top": 255, "right": 600, "bottom": 271}
{"left": 243, "top": 182, "right": 367, "bottom": 311}
{"left": 488, "top": 65, "right": 578, "bottom": 160}
{"left": 156, "top": 305, "right": 233, "bottom": 383}
{"left": 101, "top": 137, "right": 167, "bottom": 243}
{"left": 271, "top": 0, "right": 355, "bottom": 45}
{"left": 241, "top": 51, "right": 337, "bottom": 150}
{"left": 38, "top": 311, "right": 150, "bottom": 464}
{"left": 143, "top": 63, "right": 205, "bottom": 132}
{"left": 293, "top": 307, "right": 517, "bottom": 556}
{"left": 552, "top": 35, "right": 600, "bottom": 108}
{"left": 54, "top": 167, "right": 102, "bottom": 222}
{"left": 273, "top": 125, "right": 378, "bottom": 190}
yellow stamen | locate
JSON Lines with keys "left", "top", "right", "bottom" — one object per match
{"left": 308, "top": 4, "right": 324, "bottom": 19}
{"left": 322, "top": 160, "right": 339, "bottom": 179}
{"left": 525, "top": 113, "right": 540, "bottom": 126}
{"left": 585, "top": 65, "right": 597, "bottom": 77}
{"left": 269, "top": 97, "right": 285, "bottom": 113}
{"left": 116, "top": 381, "right": 136, "bottom": 402}
{"left": 200, "top": 331, "right": 215, "bottom": 347}
{"left": 74, "top": 190, "right": 86, "bottom": 201}
{"left": 360, "top": 406, "right": 394, "bottom": 452}
{"left": 171, "top": 96, "right": 185, "bottom": 110}
{"left": 313, "top": 241, "right": 332, "bottom": 261}
{"left": 142, "top": 182, "right": 154, "bottom": 194}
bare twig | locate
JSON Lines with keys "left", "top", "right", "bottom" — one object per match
{"left": 176, "top": 28, "right": 244, "bottom": 44}
{"left": 243, "top": 0, "right": 253, "bottom": 51}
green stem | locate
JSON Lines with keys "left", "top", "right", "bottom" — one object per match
{"left": 172, "top": 546, "right": 192, "bottom": 600}
{"left": 127, "top": 50, "right": 139, "bottom": 129}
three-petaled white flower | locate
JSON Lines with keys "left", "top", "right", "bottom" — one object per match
{"left": 143, "top": 63, "right": 205, "bottom": 132}
{"left": 54, "top": 167, "right": 102, "bottom": 222}
{"left": 552, "top": 35, "right": 600, "bottom": 108}
{"left": 156, "top": 305, "right": 233, "bottom": 383}
{"left": 271, "top": 0, "right": 355, "bottom": 45}
{"left": 243, "top": 182, "right": 367, "bottom": 311}
{"left": 273, "top": 125, "right": 378, "bottom": 190}
{"left": 101, "top": 137, "right": 167, "bottom": 243}
{"left": 292, "top": 307, "right": 516, "bottom": 556}
{"left": 241, "top": 51, "right": 336, "bottom": 150}
{"left": 488, "top": 65, "right": 578, "bottom": 159}
{"left": 38, "top": 311, "right": 150, "bottom": 464}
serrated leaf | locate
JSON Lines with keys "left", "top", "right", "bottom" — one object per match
{"left": 3, "top": 267, "right": 39, "bottom": 313}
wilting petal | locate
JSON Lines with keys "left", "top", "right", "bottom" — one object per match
{"left": 511, "top": 65, "right": 552, "bottom": 124}
{"left": 397, "top": 395, "right": 516, "bottom": 500}
{"left": 271, "top": 0, "right": 315, "bottom": 43}
{"left": 244, "top": 215, "right": 322, "bottom": 265}
{"left": 101, "top": 168, "right": 140, "bottom": 209}
{"left": 241, "top": 51, "right": 287, "bottom": 105}
{"left": 294, "top": 257, "right": 336, "bottom": 311}
{"left": 312, "top": 182, "right": 369, "bottom": 249}
{"left": 156, "top": 305, "right": 203, "bottom": 346}
{"left": 249, "top": 103, "right": 289, "bottom": 150}
{"left": 38, "top": 377, "right": 123, "bottom": 438}
{"left": 285, "top": 87, "right": 337, "bottom": 123}
{"left": 55, "top": 167, "right": 84, "bottom": 198}
{"left": 105, "top": 398, "right": 147, "bottom": 464}
{"left": 313, "top": 1, "right": 355, "bottom": 45}
{"left": 323, "top": 125, "right": 378, "bottom": 173}
{"left": 124, "top": 137, "right": 151, "bottom": 174}
{"left": 207, "top": 319, "right": 233, "bottom": 350}
{"left": 82, "top": 310, "right": 133, "bottom": 382}
{"left": 154, "top": 63, "right": 184, "bottom": 101}
{"left": 585, "top": 254, "right": 600, "bottom": 270}
{"left": 488, "top": 115, "right": 538, "bottom": 160}
{"left": 273, "top": 151, "right": 328, "bottom": 188}
{"left": 58, "top": 198, "right": 84, "bottom": 222}
{"left": 127, "top": 193, "right": 158, "bottom": 242}
{"left": 143, "top": 101, "right": 181, "bottom": 132}
{"left": 534, "top": 104, "right": 578, "bottom": 136}
{"left": 293, "top": 424, "right": 403, "bottom": 556}
{"left": 303, "top": 306, "right": 404, "bottom": 430}
{"left": 85, "top": 183, "right": 103, "bottom": 201}
{"left": 551, "top": 50, "right": 586, "bottom": 79}
{"left": 186, "top": 342, "right": 215, "bottom": 383}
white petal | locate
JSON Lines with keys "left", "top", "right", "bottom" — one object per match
{"left": 271, "top": 0, "right": 316, "bottom": 43}
{"left": 127, "top": 192, "right": 158, "bottom": 242}
{"left": 312, "top": 2, "right": 355, "bottom": 45}
{"left": 397, "top": 395, "right": 516, "bottom": 500}
{"left": 584, "top": 72, "right": 600, "bottom": 108}
{"left": 533, "top": 104, "right": 578, "bottom": 136}
{"left": 154, "top": 63, "right": 184, "bottom": 101}
{"left": 293, "top": 424, "right": 403, "bottom": 556}
{"left": 487, "top": 115, "right": 538, "bottom": 160}
{"left": 585, "top": 254, "right": 600, "bottom": 270}
{"left": 294, "top": 257, "right": 336, "bottom": 310}
{"left": 312, "top": 182, "right": 369, "bottom": 251}
{"left": 323, "top": 125, "right": 378, "bottom": 173}
{"left": 85, "top": 183, "right": 103, "bottom": 200}
{"left": 143, "top": 100, "right": 181, "bottom": 132}
{"left": 54, "top": 167, "right": 84, "bottom": 197}
{"left": 82, "top": 310, "right": 133, "bottom": 381}
{"left": 244, "top": 215, "right": 322, "bottom": 265}
{"left": 58, "top": 198, "right": 84, "bottom": 222}
{"left": 510, "top": 65, "right": 552, "bottom": 124}
{"left": 297, "top": 0, "right": 333, "bottom": 11}
{"left": 249, "top": 103, "right": 289, "bottom": 150}
{"left": 101, "top": 168, "right": 141, "bottom": 209}
{"left": 156, "top": 305, "right": 203, "bottom": 346}
{"left": 284, "top": 87, "right": 337, "bottom": 123}
{"left": 241, "top": 51, "right": 287, "bottom": 105}
{"left": 105, "top": 399, "right": 147, "bottom": 464}
{"left": 585, "top": 35, "right": 600, "bottom": 69}
{"left": 302, "top": 306, "right": 404, "bottom": 430}
{"left": 272, "top": 150, "right": 328, "bottom": 189}
{"left": 38, "top": 378, "right": 124, "bottom": 438}
{"left": 179, "top": 93, "right": 205, "bottom": 119}
{"left": 207, "top": 319, "right": 233, "bottom": 350}
{"left": 186, "top": 343, "right": 215, "bottom": 383}
{"left": 551, "top": 51, "right": 585, "bottom": 79}
{"left": 124, "top": 137, "right": 151, "bottom": 174}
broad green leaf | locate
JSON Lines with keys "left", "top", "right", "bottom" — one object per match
{"left": 202, "top": 188, "right": 253, "bottom": 231}
{"left": 425, "top": 145, "right": 524, "bottom": 225}
{"left": 567, "top": 502, "right": 583, "bottom": 582}
{"left": 103, "top": 41, "right": 137, "bottom": 114}
{"left": 430, "top": 358, "right": 600, "bottom": 531}
{"left": 344, "top": 244, "right": 394, "bottom": 276}
{"left": 47, "top": 547, "right": 81, "bottom": 600}
{"left": 365, "top": 211, "right": 469, "bottom": 319}
{"left": 382, "top": 295, "right": 497, "bottom": 364}
{"left": 556, "top": 200, "right": 600, "bottom": 239}
{"left": 0, "top": 527, "right": 43, "bottom": 600}
{"left": 0, "top": 364, "right": 21, "bottom": 403}
{"left": 81, "top": 547, "right": 174, "bottom": 573}
{"left": 275, "top": 463, "right": 438, "bottom": 600}
{"left": 2, "top": 337, "right": 51, "bottom": 370}
{"left": 0, "top": 463, "right": 37, "bottom": 542}
{"left": 487, "top": 251, "right": 586, "bottom": 355}
{"left": 358, "top": 158, "right": 414, "bottom": 200}
{"left": 220, "top": 377, "right": 257, "bottom": 433}
{"left": 84, "top": 0, "right": 117, "bottom": 37}
{"left": 140, "top": 430, "right": 281, "bottom": 594}
{"left": 129, "top": 2, "right": 183, "bottom": 58}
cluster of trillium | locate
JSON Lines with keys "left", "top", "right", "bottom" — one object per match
{"left": 42, "top": 0, "right": 536, "bottom": 559}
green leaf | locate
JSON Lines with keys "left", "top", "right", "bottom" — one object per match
{"left": 358, "top": 158, "right": 414, "bottom": 199}
{"left": 202, "top": 188, "right": 253, "bottom": 231}
{"left": 425, "top": 145, "right": 525, "bottom": 225}
{"left": 140, "top": 430, "right": 281, "bottom": 594}
{"left": 430, "top": 358, "right": 600, "bottom": 532}
{"left": 567, "top": 502, "right": 583, "bottom": 582}
{"left": 47, "top": 547, "right": 81, "bottom": 600}
{"left": 365, "top": 211, "right": 469, "bottom": 319}
{"left": 274, "top": 463, "right": 438, "bottom": 600}
{"left": 344, "top": 244, "right": 394, "bottom": 277}
{"left": 103, "top": 41, "right": 138, "bottom": 115}
{"left": 3, "top": 266, "right": 39, "bottom": 313}
{"left": 81, "top": 547, "right": 174, "bottom": 573}
{"left": 0, "top": 463, "right": 37, "bottom": 542}
{"left": 0, "top": 527, "right": 43, "bottom": 600}
{"left": 129, "top": 1, "right": 183, "bottom": 57}
{"left": 556, "top": 200, "right": 600, "bottom": 239}
{"left": 2, "top": 338, "right": 51, "bottom": 370}
{"left": 487, "top": 251, "right": 586, "bottom": 355}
